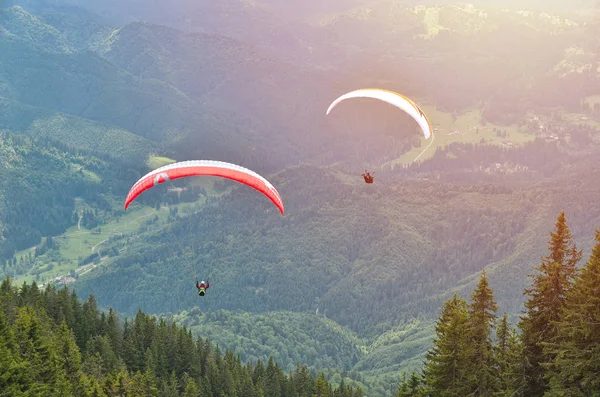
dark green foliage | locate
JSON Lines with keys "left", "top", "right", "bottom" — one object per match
{"left": 544, "top": 231, "right": 600, "bottom": 395}
{"left": 0, "top": 277, "right": 361, "bottom": 396}
{"left": 422, "top": 294, "right": 471, "bottom": 396}
{"left": 519, "top": 212, "right": 582, "bottom": 396}
{"left": 396, "top": 372, "right": 426, "bottom": 397}
{"left": 495, "top": 313, "right": 527, "bottom": 396}
{"left": 463, "top": 270, "right": 498, "bottom": 395}
{"left": 175, "top": 309, "right": 361, "bottom": 372}
{"left": 407, "top": 214, "right": 600, "bottom": 397}
{"left": 0, "top": 308, "right": 29, "bottom": 395}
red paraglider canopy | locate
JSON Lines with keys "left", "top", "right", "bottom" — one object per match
{"left": 124, "top": 160, "right": 284, "bottom": 214}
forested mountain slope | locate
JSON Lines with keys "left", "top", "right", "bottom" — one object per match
{"left": 74, "top": 161, "right": 600, "bottom": 332}
{"left": 0, "top": 278, "right": 363, "bottom": 396}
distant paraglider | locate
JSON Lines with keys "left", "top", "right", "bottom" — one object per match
{"left": 326, "top": 88, "right": 432, "bottom": 139}
{"left": 326, "top": 88, "right": 435, "bottom": 179}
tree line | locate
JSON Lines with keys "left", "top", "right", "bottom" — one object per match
{"left": 396, "top": 211, "right": 600, "bottom": 396}
{"left": 0, "top": 278, "right": 363, "bottom": 396}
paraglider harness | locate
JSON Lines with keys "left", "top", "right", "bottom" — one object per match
{"left": 362, "top": 170, "right": 374, "bottom": 184}
{"left": 196, "top": 278, "right": 210, "bottom": 296}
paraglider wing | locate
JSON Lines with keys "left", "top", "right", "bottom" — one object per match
{"left": 326, "top": 88, "right": 432, "bottom": 139}
{"left": 124, "top": 160, "right": 284, "bottom": 214}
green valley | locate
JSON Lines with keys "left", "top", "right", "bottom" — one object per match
{"left": 3, "top": 0, "right": 600, "bottom": 395}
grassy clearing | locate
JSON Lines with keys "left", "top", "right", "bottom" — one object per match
{"left": 12, "top": 205, "right": 173, "bottom": 285}
{"left": 147, "top": 155, "right": 176, "bottom": 170}
{"left": 563, "top": 111, "right": 600, "bottom": 130}
{"left": 62, "top": 206, "right": 168, "bottom": 258}
{"left": 11, "top": 195, "right": 212, "bottom": 286}
{"left": 583, "top": 95, "right": 600, "bottom": 108}
{"left": 385, "top": 106, "right": 535, "bottom": 167}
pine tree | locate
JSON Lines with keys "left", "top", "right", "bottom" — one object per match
{"left": 181, "top": 373, "right": 199, "bottom": 397}
{"left": 13, "top": 306, "right": 63, "bottom": 395}
{"left": 128, "top": 369, "right": 159, "bottom": 396}
{"left": 105, "top": 308, "right": 122, "bottom": 355}
{"left": 71, "top": 290, "right": 85, "bottom": 349}
{"left": 396, "top": 371, "right": 426, "bottom": 396}
{"left": 84, "top": 373, "right": 108, "bottom": 397}
{"left": 464, "top": 270, "right": 498, "bottom": 395}
{"left": 81, "top": 294, "right": 101, "bottom": 349}
{"left": 122, "top": 319, "right": 137, "bottom": 372}
{"left": 264, "top": 356, "right": 283, "bottom": 397}
{"left": 545, "top": 230, "right": 600, "bottom": 394}
{"left": 422, "top": 294, "right": 470, "bottom": 396}
{"left": 0, "top": 309, "right": 29, "bottom": 395}
{"left": 238, "top": 364, "right": 260, "bottom": 397}
{"left": 253, "top": 359, "right": 266, "bottom": 388}
{"left": 81, "top": 351, "right": 104, "bottom": 382}
{"left": 519, "top": 212, "right": 582, "bottom": 396}
{"left": 55, "top": 320, "right": 85, "bottom": 395}
{"left": 494, "top": 314, "right": 527, "bottom": 396}
{"left": 57, "top": 287, "right": 76, "bottom": 330}
{"left": 103, "top": 367, "right": 130, "bottom": 396}
{"left": 315, "top": 372, "right": 332, "bottom": 397}
{"left": 495, "top": 313, "right": 510, "bottom": 393}
{"left": 176, "top": 328, "right": 196, "bottom": 378}
{"left": 160, "top": 371, "right": 179, "bottom": 397}
{"left": 0, "top": 278, "right": 19, "bottom": 322}
{"left": 291, "top": 364, "right": 315, "bottom": 397}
